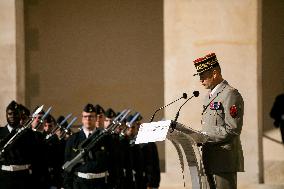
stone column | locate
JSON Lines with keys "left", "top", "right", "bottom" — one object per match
{"left": 0, "top": 0, "right": 17, "bottom": 125}
{"left": 163, "top": 0, "right": 262, "bottom": 187}
{"left": 0, "top": 0, "right": 25, "bottom": 125}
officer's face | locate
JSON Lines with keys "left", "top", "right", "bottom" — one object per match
{"left": 104, "top": 117, "right": 112, "bottom": 129}
{"left": 125, "top": 122, "right": 139, "bottom": 138}
{"left": 96, "top": 113, "right": 105, "bottom": 129}
{"left": 44, "top": 121, "right": 55, "bottom": 133}
{"left": 199, "top": 70, "right": 214, "bottom": 89}
{"left": 6, "top": 109, "right": 20, "bottom": 128}
{"left": 82, "top": 112, "right": 96, "bottom": 130}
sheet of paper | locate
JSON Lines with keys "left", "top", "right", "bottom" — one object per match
{"left": 135, "top": 120, "right": 171, "bottom": 144}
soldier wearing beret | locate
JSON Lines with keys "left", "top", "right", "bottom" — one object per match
{"left": 193, "top": 53, "right": 244, "bottom": 189}
{"left": 18, "top": 104, "right": 30, "bottom": 127}
{"left": 43, "top": 114, "right": 65, "bottom": 189}
{"left": 94, "top": 104, "right": 106, "bottom": 129}
{"left": 63, "top": 103, "right": 118, "bottom": 189}
{"left": 119, "top": 114, "right": 145, "bottom": 189}
{"left": 104, "top": 108, "right": 116, "bottom": 129}
{"left": 0, "top": 101, "right": 47, "bottom": 189}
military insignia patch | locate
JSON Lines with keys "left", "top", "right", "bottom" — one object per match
{"left": 230, "top": 105, "right": 238, "bottom": 118}
{"left": 210, "top": 102, "right": 222, "bottom": 110}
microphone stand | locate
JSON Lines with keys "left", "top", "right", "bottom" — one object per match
{"left": 149, "top": 93, "right": 187, "bottom": 122}
{"left": 170, "top": 91, "right": 199, "bottom": 132}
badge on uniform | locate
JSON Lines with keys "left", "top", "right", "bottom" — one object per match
{"left": 210, "top": 102, "right": 222, "bottom": 110}
{"left": 230, "top": 105, "right": 238, "bottom": 118}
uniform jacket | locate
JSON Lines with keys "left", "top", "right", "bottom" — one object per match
{"left": 201, "top": 80, "right": 244, "bottom": 173}
{"left": 0, "top": 125, "right": 47, "bottom": 189}
{"left": 63, "top": 129, "right": 118, "bottom": 188}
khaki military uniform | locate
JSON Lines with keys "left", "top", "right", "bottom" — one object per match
{"left": 201, "top": 80, "right": 244, "bottom": 181}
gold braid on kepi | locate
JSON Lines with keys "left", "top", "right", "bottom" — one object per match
{"left": 193, "top": 53, "right": 219, "bottom": 76}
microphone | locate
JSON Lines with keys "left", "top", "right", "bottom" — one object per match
{"left": 171, "top": 91, "right": 199, "bottom": 131}
{"left": 149, "top": 93, "right": 187, "bottom": 122}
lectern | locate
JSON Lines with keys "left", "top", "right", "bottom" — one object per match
{"left": 135, "top": 120, "right": 210, "bottom": 189}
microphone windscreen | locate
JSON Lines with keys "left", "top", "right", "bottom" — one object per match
{"left": 182, "top": 93, "right": 187, "bottom": 99}
{"left": 193, "top": 91, "right": 199, "bottom": 97}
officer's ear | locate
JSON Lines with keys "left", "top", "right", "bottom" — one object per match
{"left": 212, "top": 69, "right": 218, "bottom": 79}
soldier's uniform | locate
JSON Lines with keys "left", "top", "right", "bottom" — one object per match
{"left": 63, "top": 104, "right": 118, "bottom": 189}
{"left": 141, "top": 142, "right": 160, "bottom": 189}
{"left": 104, "top": 108, "right": 116, "bottom": 129}
{"left": 270, "top": 94, "right": 284, "bottom": 143}
{"left": 94, "top": 104, "right": 106, "bottom": 129}
{"left": 0, "top": 101, "right": 47, "bottom": 189}
{"left": 43, "top": 114, "right": 65, "bottom": 189}
{"left": 193, "top": 53, "right": 244, "bottom": 189}
{"left": 201, "top": 80, "right": 244, "bottom": 172}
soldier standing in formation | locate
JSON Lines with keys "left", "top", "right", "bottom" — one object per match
{"left": 0, "top": 101, "right": 47, "bottom": 189}
{"left": 63, "top": 103, "right": 118, "bottom": 189}
{"left": 193, "top": 53, "right": 244, "bottom": 189}
{"left": 118, "top": 114, "right": 161, "bottom": 189}
{"left": 0, "top": 101, "right": 161, "bottom": 189}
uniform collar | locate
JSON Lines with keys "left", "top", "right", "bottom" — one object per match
{"left": 7, "top": 124, "right": 14, "bottom": 133}
{"left": 210, "top": 79, "right": 225, "bottom": 97}
{"left": 82, "top": 127, "right": 94, "bottom": 138}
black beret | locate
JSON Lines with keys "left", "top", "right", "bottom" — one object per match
{"left": 83, "top": 103, "right": 95, "bottom": 113}
{"left": 57, "top": 115, "right": 68, "bottom": 127}
{"left": 6, "top": 100, "right": 19, "bottom": 112}
{"left": 126, "top": 113, "right": 143, "bottom": 125}
{"left": 45, "top": 114, "right": 55, "bottom": 123}
{"left": 94, "top": 104, "right": 105, "bottom": 114}
{"left": 18, "top": 104, "right": 30, "bottom": 117}
{"left": 126, "top": 114, "right": 134, "bottom": 123}
{"left": 105, "top": 108, "right": 116, "bottom": 118}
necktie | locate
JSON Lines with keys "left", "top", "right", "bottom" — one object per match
{"left": 88, "top": 132, "right": 92, "bottom": 138}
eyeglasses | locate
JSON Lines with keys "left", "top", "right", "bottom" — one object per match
{"left": 83, "top": 115, "right": 95, "bottom": 119}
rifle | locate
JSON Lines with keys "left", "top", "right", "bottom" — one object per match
{"left": 0, "top": 105, "right": 46, "bottom": 158}
{"left": 58, "top": 117, "right": 77, "bottom": 140}
{"left": 45, "top": 113, "right": 73, "bottom": 141}
{"left": 119, "top": 112, "right": 140, "bottom": 137}
{"left": 62, "top": 109, "right": 131, "bottom": 173}
{"left": 33, "top": 106, "right": 52, "bottom": 131}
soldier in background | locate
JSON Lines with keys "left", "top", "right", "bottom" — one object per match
{"left": 94, "top": 104, "right": 105, "bottom": 129}
{"left": 43, "top": 114, "right": 56, "bottom": 135}
{"left": 270, "top": 93, "right": 284, "bottom": 143}
{"left": 18, "top": 104, "right": 30, "bottom": 127}
{"left": 0, "top": 101, "right": 47, "bottom": 189}
{"left": 43, "top": 114, "right": 64, "bottom": 189}
{"left": 104, "top": 108, "right": 116, "bottom": 129}
{"left": 119, "top": 114, "right": 145, "bottom": 189}
{"left": 63, "top": 103, "right": 118, "bottom": 189}
{"left": 136, "top": 115, "right": 161, "bottom": 189}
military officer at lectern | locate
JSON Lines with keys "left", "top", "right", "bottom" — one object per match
{"left": 193, "top": 53, "right": 244, "bottom": 189}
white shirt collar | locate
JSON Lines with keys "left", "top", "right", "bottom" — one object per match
{"left": 82, "top": 127, "right": 94, "bottom": 138}
{"left": 210, "top": 79, "right": 225, "bottom": 97}
{"left": 7, "top": 124, "right": 14, "bottom": 133}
